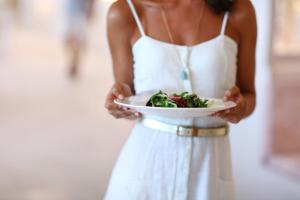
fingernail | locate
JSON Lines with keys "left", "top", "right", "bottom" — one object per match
{"left": 135, "top": 113, "right": 139, "bottom": 116}
{"left": 118, "top": 94, "right": 124, "bottom": 99}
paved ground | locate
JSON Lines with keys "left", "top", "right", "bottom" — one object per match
{"left": 0, "top": 1, "right": 300, "bottom": 200}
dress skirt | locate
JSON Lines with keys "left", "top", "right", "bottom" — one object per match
{"left": 104, "top": 121, "right": 235, "bottom": 200}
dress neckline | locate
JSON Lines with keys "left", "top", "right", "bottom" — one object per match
{"left": 132, "top": 34, "right": 238, "bottom": 50}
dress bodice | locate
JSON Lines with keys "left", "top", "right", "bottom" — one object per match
{"left": 127, "top": 0, "right": 238, "bottom": 127}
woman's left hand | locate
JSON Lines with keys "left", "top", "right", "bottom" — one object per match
{"left": 211, "top": 86, "right": 247, "bottom": 124}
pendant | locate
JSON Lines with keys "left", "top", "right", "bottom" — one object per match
{"left": 181, "top": 70, "right": 188, "bottom": 80}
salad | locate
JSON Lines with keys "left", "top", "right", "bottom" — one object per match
{"left": 146, "top": 91, "right": 210, "bottom": 108}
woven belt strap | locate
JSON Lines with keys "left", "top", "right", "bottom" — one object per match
{"left": 139, "top": 118, "right": 229, "bottom": 137}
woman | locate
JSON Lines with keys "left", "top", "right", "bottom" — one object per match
{"left": 104, "top": 0, "right": 256, "bottom": 199}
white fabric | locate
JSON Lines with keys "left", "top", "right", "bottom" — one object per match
{"left": 104, "top": 1, "right": 238, "bottom": 199}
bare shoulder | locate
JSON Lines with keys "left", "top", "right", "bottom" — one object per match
{"left": 230, "top": 0, "right": 257, "bottom": 33}
{"left": 107, "top": 0, "right": 135, "bottom": 31}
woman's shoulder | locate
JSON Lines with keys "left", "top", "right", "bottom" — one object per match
{"left": 230, "top": 0, "right": 256, "bottom": 24}
{"left": 229, "top": 0, "right": 256, "bottom": 34}
{"left": 107, "top": 0, "right": 139, "bottom": 40}
{"left": 107, "top": 0, "right": 132, "bottom": 25}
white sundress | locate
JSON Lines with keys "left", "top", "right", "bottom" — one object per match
{"left": 104, "top": 0, "right": 238, "bottom": 199}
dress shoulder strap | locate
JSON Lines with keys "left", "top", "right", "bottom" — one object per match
{"left": 220, "top": 12, "right": 229, "bottom": 35}
{"left": 126, "top": 0, "right": 146, "bottom": 36}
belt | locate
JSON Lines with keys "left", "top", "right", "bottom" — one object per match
{"left": 139, "top": 118, "right": 229, "bottom": 137}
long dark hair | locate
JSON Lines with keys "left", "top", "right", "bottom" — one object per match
{"left": 205, "top": 0, "right": 234, "bottom": 14}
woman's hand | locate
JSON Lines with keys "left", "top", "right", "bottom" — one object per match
{"left": 105, "top": 83, "right": 141, "bottom": 120}
{"left": 212, "top": 86, "right": 247, "bottom": 124}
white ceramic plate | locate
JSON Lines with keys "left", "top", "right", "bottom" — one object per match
{"left": 114, "top": 95, "right": 237, "bottom": 118}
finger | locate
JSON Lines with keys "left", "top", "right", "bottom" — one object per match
{"left": 224, "top": 86, "right": 240, "bottom": 101}
{"left": 211, "top": 110, "right": 226, "bottom": 117}
{"left": 219, "top": 111, "right": 233, "bottom": 119}
{"left": 105, "top": 90, "right": 116, "bottom": 103}
{"left": 235, "top": 94, "right": 244, "bottom": 105}
{"left": 214, "top": 112, "right": 234, "bottom": 122}
{"left": 212, "top": 111, "right": 227, "bottom": 118}
{"left": 109, "top": 108, "right": 138, "bottom": 118}
{"left": 122, "top": 110, "right": 141, "bottom": 117}
{"left": 224, "top": 95, "right": 243, "bottom": 111}
{"left": 116, "top": 111, "right": 140, "bottom": 119}
{"left": 105, "top": 88, "right": 123, "bottom": 106}
{"left": 216, "top": 109, "right": 242, "bottom": 123}
{"left": 210, "top": 112, "right": 219, "bottom": 117}
{"left": 111, "top": 86, "right": 124, "bottom": 100}
{"left": 119, "top": 106, "right": 136, "bottom": 113}
{"left": 105, "top": 101, "right": 118, "bottom": 110}
{"left": 212, "top": 109, "right": 230, "bottom": 116}
{"left": 223, "top": 116, "right": 240, "bottom": 124}
{"left": 119, "top": 83, "right": 132, "bottom": 97}
{"left": 134, "top": 112, "right": 141, "bottom": 117}
{"left": 120, "top": 106, "right": 130, "bottom": 111}
{"left": 124, "top": 112, "right": 142, "bottom": 120}
{"left": 124, "top": 114, "right": 139, "bottom": 120}
{"left": 228, "top": 86, "right": 240, "bottom": 96}
{"left": 106, "top": 101, "right": 124, "bottom": 111}
{"left": 115, "top": 83, "right": 133, "bottom": 99}
{"left": 212, "top": 107, "right": 237, "bottom": 118}
{"left": 110, "top": 111, "right": 128, "bottom": 119}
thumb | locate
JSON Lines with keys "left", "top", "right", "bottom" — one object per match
{"left": 119, "top": 83, "right": 133, "bottom": 97}
{"left": 224, "top": 86, "right": 240, "bottom": 101}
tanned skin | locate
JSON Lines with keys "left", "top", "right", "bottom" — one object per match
{"left": 105, "top": 0, "right": 257, "bottom": 123}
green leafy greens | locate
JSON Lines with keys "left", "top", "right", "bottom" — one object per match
{"left": 146, "top": 91, "right": 209, "bottom": 108}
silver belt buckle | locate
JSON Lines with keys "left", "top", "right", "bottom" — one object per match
{"left": 176, "top": 125, "right": 197, "bottom": 137}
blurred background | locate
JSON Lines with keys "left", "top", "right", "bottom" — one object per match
{"left": 0, "top": 0, "right": 299, "bottom": 200}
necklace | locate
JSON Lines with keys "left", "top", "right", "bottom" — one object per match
{"left": 159, "top": 0, "right": 205, "bottom": 92}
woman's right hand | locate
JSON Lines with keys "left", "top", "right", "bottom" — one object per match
{"left": 105, "top": 83, "right": 141, "bottom": 120}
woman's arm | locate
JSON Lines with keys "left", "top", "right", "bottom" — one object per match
{"left": 107, "top": 1, "right": 135, "bottom": 91}
{"left": 214, "top": 0, "right": 257, "bottom": 123}
{"left": 105, "top": 1, "right": 140, "bottom": 120}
